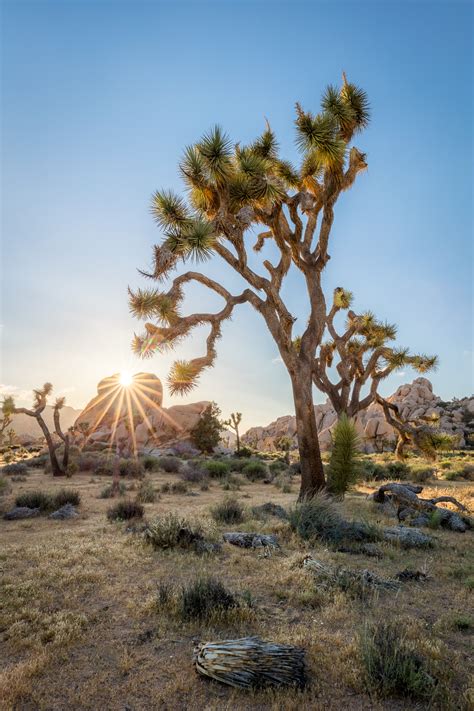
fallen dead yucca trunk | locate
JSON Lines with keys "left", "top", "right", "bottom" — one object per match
{"left": 193, "top": 636, "right": 307, "bottom": 689}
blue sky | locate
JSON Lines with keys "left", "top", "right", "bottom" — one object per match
{"left": 1, "top": 0, "right": 472, "bottom": 429}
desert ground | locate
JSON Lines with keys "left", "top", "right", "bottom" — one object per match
{"left": 1, "top": 453, "right": 473, "bottom": 711}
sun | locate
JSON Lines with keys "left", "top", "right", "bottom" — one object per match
{"left": 119, "top": 371, "right": 133, "bottom": 387}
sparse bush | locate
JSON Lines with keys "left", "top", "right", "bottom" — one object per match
{"left": 0, "top": 476, "right": 9, "bottom": 495}
{"left": 76, "top": 453, "right": 100, "bottom": 471}
{"left": 269, "top": 460, "right": 288, "bottom": 476}
{"left": 107, "top": 499, "right": 144, "bottom": 521}
{"left": 360, "top": 619, "right": 441, "bottom": 701}
{"left": 221, "top": 474, "right": 245, "bottom": 491}
{"left": 137, "top": 478, "right": 157, "bottom": 503}
{"left": 170, "top": 481, "right": 187, "bottom": 494}
{"left": 450, "top": 614, "right": 472, "bottom": 631}
{"left": 409, "top": 465, "right": 435, "bottom": 483}
{"left": 145, "top": 512, "right": 213, "bottom": 550}
{"left": 141, "top": 455, "right": 161, "bottom": 472}
{"left": 15, "top": 490, "right": 53, "bottom": 511}
{"left": 25, "top": 453, "right": 49, "bottom": 468}
{"left": 242, "top": 460, "right": 268, "bottom": 481}
{"left": 160, "top": 482, "right": 170, "bottom": 493}
{"left": 157, "top": 456, "right": 181, "bottom": 473}
{"left": 327, "top": 414, "right": 360, "bottom": 497}
{"left": 439, "top": 460, "right": 452, "bottom": 470}
{"left": 119, "top": 458, "right": 144, "bottom": 478}
{"left": 274, "top": 472, "right": 292, "bottom": 492}
{"left": 180, "top": 465, "right": 209, "bottom": 484}
{"left": 2, "top": 462, "right": 29, "bottom": 476}
{"left": 180, "top": 577, "right": 238, "bottom": 621}
{"left": 201, "top": 460, "right": 230, "bottom": 479}
{"left": 100, "top": 482, "right": 126, "bottom": 498}
{"left": 94, "top": 459, "right": 114, "bottom": 476}
{"left": 53, "top": 489, "right": 80, "bottom": 508}
{"left": 211, "top": 496, "right": 246, "bottom": 524}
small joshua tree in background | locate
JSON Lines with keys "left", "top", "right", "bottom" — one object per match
{"left": 190, "top": 402, "right": 224, "bottom": 454}
{"left": 0, "top": 407, "right": 13, "bottom": 446}
{"left": 326, "top": 414, "right": 360, "bottom": 498}
{"left": 2, "top": 384, "right": 70, "bottom": 477}
{"left": 275, "top": 435, "right": 293, "bottom": 465}
{"left": 223, "top": 412, "right": 242, "bottom": 454}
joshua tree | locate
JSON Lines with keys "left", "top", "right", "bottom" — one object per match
{"left": 275, "top": 435, "right": 293, "bottom": 465}
{"left": 2, "top": 384, "right": 69, "bottom": 476}
{"left": 223, "top": 412, "right": 242, "bottom": 453}
{"left": 305, "top": 287, "right": 438, "bottom": 418}
{"left": 129, "top": 75, "right": 374, "bottom": 497}
{"left": 0, "top": 407, "right": 13, "bottom": 445}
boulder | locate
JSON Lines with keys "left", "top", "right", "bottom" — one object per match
{"left": 4, "top": 506, "right": 41, "bottom": 520}
{"left": 49, "top": 504, "right": 79, "bottom": 520}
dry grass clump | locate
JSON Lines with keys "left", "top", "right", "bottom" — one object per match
{"left": 144, "top": 511, "right": 216, "bottom": 550}
{"left": 359, "top": 618, "right": 449, "bottom": 703}
{"left": 289, "top": 492, "right": 381, "bottom": 545}
{"left": 0, "top": 476, "right": 9, "bottom": 495}
{"left": 210, "top": 496, "right": 246, "bottom": 524}
{"left": 156, "top": 576, "right": 247, "bottom": 623}
{"left": 15, "top": 489, "right": 80, "bottom": 512}
{"left": 99, "top": 481, "right": 126, "bottom": 498}
{"left": 107, "top": 499, "right": 144, "bottom": 521}
{"left": 136, "top": 478, "right": 157, "bottom": 503}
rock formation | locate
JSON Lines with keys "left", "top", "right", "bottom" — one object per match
{"left": 242, "top": 378, "right": 474, "bottom": 453}
{"left": 74, "top": 372, "right": 210, "bottom": 454}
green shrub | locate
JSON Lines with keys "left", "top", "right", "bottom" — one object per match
{"left": 137, "top": 478, "right": 157, "bottom": 503}
{"left": 141, "top": 455, "right": 161, "bottom": 472}
{"left": 107, "top": 499, "right": 144, "bottom": 521}
{"left": 439, "top": 460, "right": 452, "bottom": 470}
{"left": 360, "top": 619, "right": 440, "bottom": 701}
{"left": 53, "top": 489, "right": 81, "bottom": 508}
{"left": 180, "top": 577, "right": 238, "bottom": 621}
{"left": 242, "top": 460, "right": 268, "bottom": 481}
{"left": 234, "top": 446, "right": 253, "bottom": 458}
{"left": 157, "top": 456, "right": 181, "bottom": 473}
{"left": 145, "top": 512, "right": 213, "bottom": 550}
{"left": 450, "top": 614, "right": 472, "bottom": 631}
{"left": 190, "top": 402, "right": 224, "bottom": 453}
{"left": 386, "top": 461, "right": 411, "bottom": 479}
{"left": 2, "top": 462, "right": 29, "bottom": 476}
{"left": 269, "top": 460, "right": 288, "bottom": 476}
{"left": 201, "top": 460, "right": 230, "bottom": 479}
{"left": 15, "top": 491, "right": 53, "bottom": 511}
{"left": 326, "top": 414, "right": 360, "bottom": 497}
{"left": 226, "top": 457, "right": 252, "bottom": 472}
{"left": 211, "top": 496, "right": 246, "bottom": 524}
{"left": 359, "top": 460, "right": 389, "bottom": 481}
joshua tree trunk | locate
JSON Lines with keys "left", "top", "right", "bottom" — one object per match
{"left": 36, "top": 414, "right": 64, "bottom": 477}
{"left": 291, "top": 371, "right": 325, "bottom": 499}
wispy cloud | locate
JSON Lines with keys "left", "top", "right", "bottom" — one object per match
{"left": 0, "top": 384, "right": 32, "bottom": 405}
{"left": 396, "top": 371, "right": 406, "bottom": 377}
{"left": 271, "top": 356, "right": 283, "bottom": 365}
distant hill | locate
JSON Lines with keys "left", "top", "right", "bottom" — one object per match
{"left": 10, "top": 406, "right": 82, "bottom": 439}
